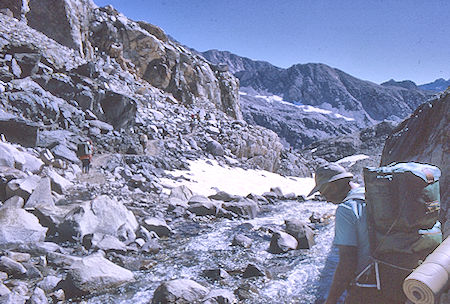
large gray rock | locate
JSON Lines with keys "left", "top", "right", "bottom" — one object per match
{"left": 0, "top": 166, "right": 26, "bottom": 201}
{"left": 27, "top": 287, "right": 48, "bottom": 304}
{"left": 0, "top": 144, "right": 14, "bottom": 168}
{"left": 188, "top": 196, "right": 219, "bottom": 216}
{"left": 152, "top": 279, "right": 209, "bottom": 304}
{"left": 98, "top": 91, "right": 137, "bottom": 129}
{"left": 231, "top": 234, "right": 252, "bottom": 248}
{"left": 83, "top": 233, "right": 127, "bottom": 252}
{"left": 0, "top": 142, "right": 43, "bottom": 173}
{"left": 203, "top": 289, "right": 237, "bottom": 304}
{"left": 26, "top": 0, "right": 96, "bottom": 58}
{"left": 169, "top": 185, "right": 193, "bottom": 202}
{"left": 205, "top": 140, "right": 224, "bottom": 156}
{"left": 59, "top": 253, "right": 135, "bottom": 299}
{"left": 58, "top": 195, "right": 138, "bottom": 241}
{"left": 269, "top": 231, "right": 298, "bottom": 253}
{"left": 44, "top": 169, "right": 72, "bottom": 194}
{"left": 141, "top": 217, "right": 172, "bottom": 238}
{"left": 24, "top": 177, "right": 54, "bottom": 210}
{"left": 222, "top": 198, "right": 259, "bottom": 219}
{"left": 0, "top": 256, "right": 27, "bottom": 278}
{"left": 6, "top": 175, "right": 41, "bottom": 201}
{"left": 222, "top": 125, "right": 283, "bottom": 172}
{"left": 285, "top": 219, "right": 316, "bottom": 249}
{"left": 0, "top": 117, "right": 39, "bottom": 147}
{"left": 50, "top": 144, "right": 79, "bottom": 163}
{"left": 0, "top": 206, "right": 48, "bottom": 246}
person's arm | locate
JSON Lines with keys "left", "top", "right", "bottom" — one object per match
{"left": 325, "top": 245, "right": 357, "bottom": 304}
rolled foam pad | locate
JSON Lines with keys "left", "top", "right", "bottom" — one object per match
{"left": 403, "top": 262, "right": 448, "bottom": 304}
{"left": 424, "top": 251, "right": 450, "bottom": 274}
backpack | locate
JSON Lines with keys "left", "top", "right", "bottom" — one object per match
{"left": 359, "top": 162, "right": 442, "bottom": 301}
{"left": 77, "top": 142, "right": 92, "bottom": 157}
{"left": 364, "top": 162, "right": 442, "bottom": 255}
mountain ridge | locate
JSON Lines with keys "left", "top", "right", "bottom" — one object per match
{"left": 201, "top": 49, "right": 432, "bottom": 122}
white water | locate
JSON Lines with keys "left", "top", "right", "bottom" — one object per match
{"left": 87, "top": 199, "right": 340, "bottom": 304}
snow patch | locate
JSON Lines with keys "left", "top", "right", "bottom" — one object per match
{"left": 254, "top": 94, "right": 283, "bottom": 103}
{"left": 161, "top": 159, "right": 314, "bottom": 197}
{"left": 336, "top": 154, "right": 370, "bottom": 167}
{"left": 334, "top": 113, "right": 355, "bottom": 121}
{"left": 247, "top": 93, "right": 355, "bottom": 121}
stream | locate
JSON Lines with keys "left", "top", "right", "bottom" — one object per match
{"left": 86, "top": 199, "right": 341, "bottom": 304}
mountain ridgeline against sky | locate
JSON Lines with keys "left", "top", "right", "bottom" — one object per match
{"left": 201, "top": 49, "right": 434, "bottom": 122}
{"left": 418, "top": 78, "right": 450, "bottom": 92}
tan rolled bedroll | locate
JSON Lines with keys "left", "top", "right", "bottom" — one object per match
{"left": 403, "top": 237, "right": 450, "bottom": 304}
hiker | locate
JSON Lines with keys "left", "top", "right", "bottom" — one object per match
{"left": 77, "top": 140, "right": 93, "bottom": 173}
{"left": 308, "top": 163, "right": 393, "bottom": 304}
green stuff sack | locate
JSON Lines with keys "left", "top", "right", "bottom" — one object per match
{"left": 364, "top": 162, "right": 441, "bottom": 255}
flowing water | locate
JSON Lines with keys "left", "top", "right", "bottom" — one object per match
{"left": 86, "top": 199, "right": 341, "bottom": 304}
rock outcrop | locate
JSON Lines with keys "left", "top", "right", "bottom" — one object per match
{"left": 87, "top": 5, "right": 242, "bottom": 119}
{"left": 26, "top": 0, "right": 96, "bottom": 59}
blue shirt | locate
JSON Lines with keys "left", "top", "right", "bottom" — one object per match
{"left": 333, "top": 187, "right": 371, "bottom": 274}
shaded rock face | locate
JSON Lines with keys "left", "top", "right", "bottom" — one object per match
{"left": 381, "top": 90, "right": 449, "bottom": 237}
{"left": 0, "top": 0, "right": 29, "bottom": 22}
{"left": 99, "top": 91, "right": 137, "bottom": 129}
{"left": 0, "top": 116, "right": 39, "bottom": 147}
{"left": 22, "top": 0, "right": 95, "bottom": 58}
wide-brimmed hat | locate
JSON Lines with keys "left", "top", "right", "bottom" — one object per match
{"left": 307, "top": 163, "right": 353, "bottom": 197}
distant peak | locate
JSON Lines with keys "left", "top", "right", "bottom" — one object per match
{"left": 380, "top": 79, "right": 417, "bottom": 89}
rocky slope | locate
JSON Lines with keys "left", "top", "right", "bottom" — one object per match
{"left": 239, "top": 88, "right": 362, "bottom": 149}
{"left": 1, "top": 0, "right": 242, "bottom": 120}
{"left": 381, "top": 89, "right": 449, "bottom": 238}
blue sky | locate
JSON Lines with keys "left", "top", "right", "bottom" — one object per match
{"left": 93, "top": 0, "right": 450, "bottom": 85}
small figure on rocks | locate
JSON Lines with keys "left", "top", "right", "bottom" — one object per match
{"left": 77, "top": 139, "right": 94, "bottom": 174}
